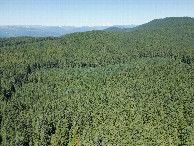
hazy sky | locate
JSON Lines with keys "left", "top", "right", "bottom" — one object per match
{"left": 0, "top": 0, "right": 193, "bottom": 26}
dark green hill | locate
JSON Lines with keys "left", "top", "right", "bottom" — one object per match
{"left": 0, "top": 17, "right": 194, "bottom": 145}
{"left": 135, "top": 17, "right": 194, "bottom": 29}
{"left": 105, "top": 17, "right": 194, "bottom": 32}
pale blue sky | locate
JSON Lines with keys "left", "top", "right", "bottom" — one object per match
{"left": 0, "top": 0, "right": 193, "bottom": 26}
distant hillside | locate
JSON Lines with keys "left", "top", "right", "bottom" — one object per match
{"left": 105, "top": 17, "right": 194, "bottom": 32}
{"left": 104, "top": 25, "right": 137, "bottom": 32}
{"left": 134, "top": 17, "right": 194, "bottom": 29}
{"left": 104, "top": 27, "right": 132, "bottom": 32}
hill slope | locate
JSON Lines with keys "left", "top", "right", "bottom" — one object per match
{"left": 135, "top": 17, "right": 194, "bottom": 29}
{"left": 0, "top": 17, "right": 194, "bottom": 145}
{"left": 105, "top": 17, "right": 194, "bottom": 32}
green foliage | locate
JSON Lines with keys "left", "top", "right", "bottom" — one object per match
{"left": 0, "top": 17, "right": 194, "bottom": 145}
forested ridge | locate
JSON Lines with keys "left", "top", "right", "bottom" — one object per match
{"left": 104, "top": 17, "right": 194, "bottom": 32}
{"left": 0, "top": 17, "right": 194, "bottom": 145}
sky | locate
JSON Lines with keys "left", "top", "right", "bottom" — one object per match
{"left": 0, "top": 0, "right": 193, "bottom": 26}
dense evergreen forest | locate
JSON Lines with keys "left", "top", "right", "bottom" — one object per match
{"left": 0, "top": 17, "right": 194, "bottom": 145}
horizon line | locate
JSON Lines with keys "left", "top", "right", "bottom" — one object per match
{"left": 0, "top": 24, "right": 138, "bottom": 27}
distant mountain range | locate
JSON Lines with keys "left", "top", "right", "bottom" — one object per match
{"left": 0, "top": 25, "right": 137, "bottom": 37}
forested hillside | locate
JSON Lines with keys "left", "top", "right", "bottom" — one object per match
{"left": 105, "top": 17, "right": 194, "bottom": 32}
{"left": 0, "top": 17, "right": 194, "bottom": 145}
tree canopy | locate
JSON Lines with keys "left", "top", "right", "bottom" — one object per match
{"left": 0, "top": 17, "right": 194, "bottom": 145}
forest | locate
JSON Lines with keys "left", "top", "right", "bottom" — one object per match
{"left": 0, "top": 17, "right": 194, "bottom": 145}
